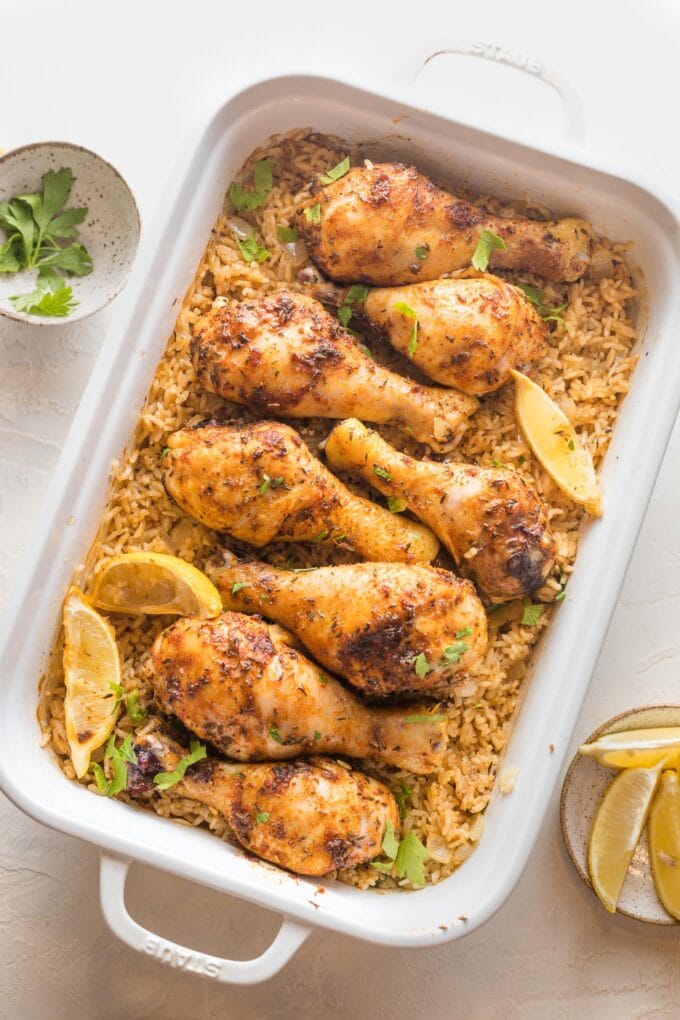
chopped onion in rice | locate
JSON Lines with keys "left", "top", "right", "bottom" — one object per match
{"left": 426, "top": 834, "right": 453, "bottom": 864}
{"left": 226, "top": 215, "right": 253, "bottom": 240}
{"left": 283, "top": 240, "right": 308, "bottom": 266}
{"left": 499, "top": 766, "right": 519, "bottom": 794}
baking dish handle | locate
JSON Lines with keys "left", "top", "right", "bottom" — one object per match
{"left": 99, "top": 854, "right": 311, "bottom": 984}
{"left": 396, "top": 39, "right": 584, "bottom": 145}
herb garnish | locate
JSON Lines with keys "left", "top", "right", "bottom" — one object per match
{"left": 518, "top": 283, "right": 567, "bottom": 324}
{"left": 313, "top": 730, "right": 322, "bottom": 742}
{"left": 388, "top": 496, "right": 407, "bottom": 513}
{"left": 318, "top": 673, "right": 329, "bottom": 686}
{"left": 153, "top": 740, "right": 207, "bottom": 790}
{"left": 231, "top": 581, "right": 247, "bottom": 595}
{"left": 319, "top": 156, "right": 350, "bottom": 185}
{"left": 0, "top": 166, "right": 93, "bottom": 316}
{"left": 230, "top": 159, "right": 275, "bottom": 212}
{"left": 338, "top": 283, "right": 369, "bottom": 328}
{"left": 412, "top": 653, "right": 430, "bottom": 679}
{"left": 258, "top": 473, "right": 285, "bottom": 495}
{"left": 313, "top": 528, "right": 329, "bottom": 542}
{"left": 471, "top": 229, "right": 507, "bottom": 272}
{"left": 161, "top": 447, "right": 171, "bottom": 459}
{"left": 441, "top": 641, "right": 469, "bottom": 665}
{"left": 277, "top": 225, "right": 299, "bottom": 243}
{"left": 521, "top": 601, "right": 544, "bottom": 626}
{"left": 393, "top": 301, "right": 418, "bottom": 357}
{"left": 236, "top": 231, "right": 270, "bottom": 264}
{"left": 305, "top": 203, "right": 321, "bottom": 223}
{"left": 395, "top": 780, "right": 412, "bottom": 820}
{"left": 456, "top": 627, "right": 473, "bottom": 639}
{"left": 269, "top": 725, "right": 283, "bottom": 744}
{"left": 373, "top": 465, "right": 391, "bottom": 481}
{"left": 91, "top": 733, "right": 136, "bottom": 797}
{"left": 126, "top": 691, "right": 147, "bottom": 724}
{"left": 255, "top": 811, "right": 270, "bottom": 824}
{"left": 372, "top": 822, "right": 429, "bottom": 886}
{"left": 415, "top": 243, "right": 429, "bottom": 261}
{"left": 404, "top": 713, "right": 447, "bottom": 724}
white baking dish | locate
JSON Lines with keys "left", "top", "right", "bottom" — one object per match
{"left": 2, "top": 59, "right": 680, "bottom": 984}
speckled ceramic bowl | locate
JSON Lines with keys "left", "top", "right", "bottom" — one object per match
{"left": 561, "top": 704, "right": 680, "bottom": 926}
{"left": 0, "top": 141, "right": 140, "bottom": 324}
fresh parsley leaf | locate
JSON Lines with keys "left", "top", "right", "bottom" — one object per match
{"left": 471, "top": 229, "right": 507, "bottom": 271}
{"left": 394, "top": 831, "right": 428, "bottom": 886}
{"left": 393, "top": 301, "right": 418, "bottom": 357}
{"left": 47, "top": 206, "right": 88, "bottom": 238}
{"left": 10, "top": 285, "right": 77, "bottom": 317}
{"left": 415, "top": 243, "right": 429, "bottom": 260}
{"left": 230, "top": 159, "right": 276, "bottom": 212}
{"left": 109, "top": 680, "right": 124, "bottom": 706}
{"left": 395, "top": 781, "right": 412, "bottom": 821}
{"left": 412, "top": 653, "right": 430, "bottom": 679}
{"left": 37, "top": 242, "right": 93, "bottom": 276}
{"left": 91, "top": 762, "right": 108, "bottom": 794}
{"left": 4, "top": 199, "right": 35, "bottom": 261}
{"left": 313, "top": 528, "right": 329, "bottom": 542}
{"left": 388, "top": 496, "right": 407, "bottom": 513}
{"left": 126, "top": 691, "right": 147, "bottom": 724}
{"left": 161, "top": 447, "right": 170, "bottom": 459}
{"left": 269, "top": 725, "right": 283, "bottom": 744}
{"left": 277, "top": 225, "right": 299, "bottom": 243}
{"left": 518, "top": 282, "right": 567, "bottom": 324}
{"left": 521, "top": 601, "right": 544, "bottom": 626}
{"left": 36, "top": 265, "right": 64, "bottom": 292}
{"left": 319, "top": 156, "right": 350, "bottom": 184}
{"left": 404, "top": 713, "right": 447, "bottom": 724}
{"left": 382, "top": 821, "right": 399, "bottom": 860}
{"left": 31, "top": 167, "right": 75, "bottom": 230}
{"left": 338, "top": 305, "right": 352, "bottom": 327}
{"left": 118, "top": 733, "right": 137, "bottom": 765}
{"left": 313, "top": 730, "right": 321, "bottom": 742}
{"left": 318, "top": 673, "right": 329, "bottom": 685}
{"left": 236, "top": 231, "right": 270, "bottom": 264}
{"left": 338, "top": 284, "right": 368, "bottom": 328}
{"left": 373, "top": 465, "right": 391, "bottom": 481}
{"left": 441, "top": 641, "right": 469, "bottom": 665}
{"left": 305, "top": 203, "right": 321, "bottom": 223}
{"left": 96, "top": 734, "right": 132, "bottom": 796}
{"left": 555, "top": 588, "right": 567, "bottom": 602}
{"left": 231, "top": 581, "right": 246, "bottom": 595}
{"left": 456, "top": 627, "right": 473, "bottom": 639}
{"left": 259, "top": 474, "right": 272, "bottom": 494}
{"left": 153, "top": 740, "right": 207, "bottom": 790}
{"left": 255, "top": 811, "right": 270, "bottom": 824}
{"left": 0, "top": 233, "right": 22, "bottom": 273}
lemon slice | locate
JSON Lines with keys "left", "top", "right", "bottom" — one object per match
{"left": 63, "top": 586, "right": 122, "bottom": 778}
{"left": 588, "top": 760, "right": 665, "bottom": 912}
{"left": 89, "top": 552, "right": 222, "bottom": 617}
{"left": 580, "top": 727, "right": 680, "bottom": 770}
{"left": 511, "top": 370, "right": 601, "bottom": 516}
{"left": 648, "top": 770, "right": 680, "bottom": 920}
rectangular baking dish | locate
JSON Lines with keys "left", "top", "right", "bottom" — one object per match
{"left": 2, "top": 63, "right": 680, "bottom": 984}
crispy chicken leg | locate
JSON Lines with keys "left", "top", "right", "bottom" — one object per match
{"left": 296, "top": 162, "right": 591, "bottom": 286}
{"left": 149, "top": 613, "right": 448, "bottom": 775}
{"left": 325, "top": 419, "right": 556, "bottom": 601}
{"left": 310, "top": 273, "right": 548, "bottom": 395}
{"left": 129, "top": 731, "right": 397, "bottom": 876}
{"left": 211, "top": 559, "right": 487, "bottom": 696}
{"left": 163, "top": 421, "right": 439, "bottom": 563}
{"left": 191, "top": 291, "right": 477, "bottom": 450}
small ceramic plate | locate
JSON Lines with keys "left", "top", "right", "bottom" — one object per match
{"left": 0, "top": 141, "right": 140, "bottom": 325}
{"left": 561, "top": 704, "right": 680, "bottom": 925}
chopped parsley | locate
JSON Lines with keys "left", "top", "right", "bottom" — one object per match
{"left": 161, "top": 447, "right": 171, "bottom": 459}
{"left": 11, "top": 284, "right": 77, "bottom": 317}
{"left": 258, "top": 473, "right": 285, "bottom": 495}
{"left": 153, "top": 740, "right": 207, "bottom": 791}
{"left": 441, "top": 641, "right": 469, "bottom": 665}
{"left": 412, "top": 652, "right": 430, "bottom": 679}
{"left": 91, "top": 733, "right": 136, "bottom": 797}
{"left": 372, "top": 465, "right": 391, "bottom": 481}
{"left": 415, "top": 243, "right": 429, "bottom": 261}
{"left": 236, "top": 231, "right": 270, "bottom": 264}
{"left": 395, "top": 780, "right": 412, "bottom": 821}
{"left": 313, "top": 730, "right": 322, "bottom": 742}
{"left": 338, "top": 284, "right": 369, "bottom": 328}
{"left": 230, "top": 159, "right": 275, "bottom": 212}
{"left": 372, "top": 822, "right": 429, "bottom": 886}
{"left": 456, "top": 627, "right": 473, "bottom": 639}
{"left": 231, "top": 581, "right": 247, "bottom": 595}
{"left": 269, "top": 725, "right": 283, "bottom": 744}
{"left": 277, "top": 225, "right": 299, "bottom": 243}
{"left": 404, "top": 713, "right": 447, "bottom": 724}
{"left": 555, "top": 587, "right": 567, "bottom": 602}
{"left": 126, "top": 691, "right": 147, "bottom": 724}
{"left": 305, "top": 203, "right": 321, "bottom": 223}
{"left": 109, "top": 679, "right": 124, "bottom": 707}
{"left": 313, "top": 528, "right": 329, "bottom": 542}
{"left": 388, "top": 495, "right": 407, "bottom": 513}
{"left": 471, "top": 229, "right": 507, "bottom": 272}
{"left": 255, "top": 811, "right": 270, "bottom": 824}
{"left": 568, "top": 439, "right": 575, "bottom": 451}
{"left": 518, "top": 282, "right": 567, "bottom": 324}
{"left": 393, "top": 300, "right": 418, "bottom": 357}
{"left": 521, "top": 601, "right": 544, "bottom": 626}
{"left": 319, "top": 156, "right": 350, "bottom": 184}
{"left": 318, "top": 673, "right": 329, "bottom": 685}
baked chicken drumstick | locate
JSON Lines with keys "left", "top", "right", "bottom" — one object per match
{"left": 325, "top": 419, "right": 556, "bottom": 602}
{"left": 163, "top": 421, "right": 439, "bottom": 563}
{"left": 297, "top": 161, "right": 591, "bottom": 286}
{"left": 129, "top": 731, "right": 398, "bottom": 876}
{"left": 149, "top": 613, "right": 447, "bottom": 775}
{"left": 311, "top": 273, "right": 548, "bottom": 395}
{"left": 212, "top": 559, "right": 487, "bottom": 696}
{"left": 191, "top": 291, "right": 477, "bottom": 450}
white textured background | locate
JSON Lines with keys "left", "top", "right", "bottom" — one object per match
{"left": 1, "top": 1, "right": 679, "bottom": 1016}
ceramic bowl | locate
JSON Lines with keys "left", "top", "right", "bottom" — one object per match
{"left": 0, "top": 141, "right": 140, "bottom": 325}
{"left": 560, "top": 704, "right": 680, "bottom": 925}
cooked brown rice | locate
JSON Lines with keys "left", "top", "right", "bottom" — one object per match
{"left": 39, "top": 129, "right": 639, "bottom": 890}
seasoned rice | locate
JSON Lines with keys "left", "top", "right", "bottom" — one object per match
{"left": 39, "top": 129, "right": 639, "bottom": 889}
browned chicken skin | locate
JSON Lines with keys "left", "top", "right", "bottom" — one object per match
{"left": 211, "top": 559, "right": 487, "bottom": 696}
{"left": 191, "top": 291, "right": 477, "bottom": 450}
{"left": 325, "top": 419, "right": 556, "bottom": 602}
{"left": 129, "top": 731, "right": 398, "bottom": 876}
{"left": 297, "top": 162, "right": 591, "bottom": 286}
{"left": 163, "top": 421, "right": 439, "bottom": 563}
{"left": 149, "top": 613, "right": 447, "bottom": 775}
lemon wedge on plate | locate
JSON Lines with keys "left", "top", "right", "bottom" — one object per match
{"left": 588, "top": 760, "right": 665, "bottom": 912}
{"left": 63, "top": 586, "right": 122, "bottom": 779}
{"left": 579, "top": 727, "right": 680, "bottom": 770}
{"left": 511, "top": 370, "right": 602, "bottom": 516}
{"left": 648, "top": 770, "right": 680, "bottom": 920}
{"left": 89, "top": 552, "right": 222, "bottom": 617}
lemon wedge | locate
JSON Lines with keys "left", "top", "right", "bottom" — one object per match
{"left": 588, "top": 760, "right": 665, "bottom": 912}
{"left": 511, "top": 370, "right": 601, "bottom": 516}
{"left": 648, "top": 770, "right": 680, "bottom": 920}
{"left": 580, "top": 727, "right": 680, "bottom": 770}
{"left": 63, "top": 586, "right": 122, "bottom": 778}
{"left": 89, "top": 552, "right": 222, "bottom": 617}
